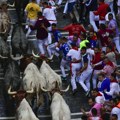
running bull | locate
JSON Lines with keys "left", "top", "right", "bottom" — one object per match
{"left": 8, "top": 86, "right": 39, "bottom": 120}
{"left": 32, "top": 51, "right": 62, "bottom": 91}
{"left": 11, "top": 23, "right": 28, "bottom": 56}
{"left": 1, "top": 55, "right": 23, "bottom": 116}
{"left": 41, "top": 82, "right": 71, "bottom": 120}
{"left": 23, "top": 62, "right": 47, "bottom": 107}
{"left": 7, "top": 0, "right": 29, "bottom": 22}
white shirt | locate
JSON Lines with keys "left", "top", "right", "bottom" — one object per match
{"left": 87, "top": 48, "right": 95, "bottom": 61}
{"left": 111, "top": 107, "right": 120, "bottom": 119}
{"left": 43, "top": 7, "right": 56, "bottom": 21}
{"left": 95, "top": 92, "right": 105, "bottom": 104}
{"left": 67, "top": 48, "right": 81, "bottom": 61}
{"left": 105, "top": 81, "right": 120, "bottom": 98}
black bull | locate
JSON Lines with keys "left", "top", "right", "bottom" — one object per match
{"left": 7, "top": 0, "right": 29, "bottom": 22}
{"left": 0, "top": 36, "right": 9, "bottom": 68}
{"left": 11, "top": 24, "right": 28, "bottom": 56}
{"left": 2, "top": 58, "right": 21, "bottom": 116}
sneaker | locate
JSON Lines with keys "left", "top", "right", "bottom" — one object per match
{"left": 72, "top": 89, "right": 78, "bottom": 96}
{"left": 63, "top": 14, "right": 67, "bottom": 19}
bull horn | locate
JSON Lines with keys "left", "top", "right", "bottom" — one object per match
{"left": 0, "top": 54, "right": 8, "bottom": 59}
{"left": 8, "top": 86, "right": 17, "bottom": 95}
{"left": 7, "top": 3, "right": 15, "bottom": 7}
{"left": 26, "top": 82, "right": 34, "bottom": 93}
{"left": 26, "top": 88, "right": 34, "bottom": 94}
{"left": 10, "top": 55, "right": 23, "bottom": 60}
{"left": 47, "top": 54, "right": 54, "bottom": 60}
{"left": 8, "top": 21, "right": 15, "bottom": 25}
{"left": 41, "top": 86, "right": 49, "bottom": 92}
{"left": 32, "top": 50, "right": 39, "bottom": 58}
{"left": 0, "top": 29, "right": 6, "bottom": 34}
{"left": 60, "top": 85, "right": 70, "bottom": 92}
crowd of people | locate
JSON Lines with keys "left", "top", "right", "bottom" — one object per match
{"left": 2, "top": 0, "right": 120, "bottom": 119}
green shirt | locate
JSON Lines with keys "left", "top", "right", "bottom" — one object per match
{"left": 80, "top": 39, "right": 89, "bottom": 49}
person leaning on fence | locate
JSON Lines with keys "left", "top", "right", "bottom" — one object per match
{"left": 30, "top": 11, "right": 51, "bottom": 57}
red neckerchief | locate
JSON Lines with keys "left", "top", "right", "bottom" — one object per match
{"left": 97, "top": 92, "right": 103, "bottom": 96}
{"left": 46, "top": 6, "right": 51, "bottom": 8}
{"left": 72, "top": 46, "right": 78, "bottom": 51}
{"left": 106, "top": 60, "right": 114, "bottom": 67}
{"left": 91, "top": 35, "right": 97, "bottom": 41}
{"left": 111, "top": 79, "right": 118, "bottom": 83}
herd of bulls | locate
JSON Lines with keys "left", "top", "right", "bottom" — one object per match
{"left": 0, "top": 0, "right": 71, "bottom": 120}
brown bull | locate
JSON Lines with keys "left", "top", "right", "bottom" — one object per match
{"left": 0, "top": 2, "right": 11, "bottom": 41}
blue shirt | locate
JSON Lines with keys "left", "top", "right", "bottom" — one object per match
{"left": 98, "top": 77, "right": 112, "bottom": 100}
{"left": 59, "top": 43, "right": 70, "bottom": 59}
{"left": 52, "top": 30, "right": 62, "bottom": 42}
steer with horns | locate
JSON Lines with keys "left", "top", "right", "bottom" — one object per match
{"left": 8, "top": 86, "right": 39, "bottom": 120}
{"left": 23, "top": 62, "right": 47, "bottom": 108}
{"left": 41, "top": 82, "right": 71, "bottom": 120}
{"left": 1, "top": 54, "right": 23, "bottom": 116}
{"left": 32, "top": 51, "right": 62, "bottom": 91}
{"left": 7, "top": 0, "right": 29, "bottom": 22}
{"left": 11, "top": 23, "right": 28, "bottom": 56}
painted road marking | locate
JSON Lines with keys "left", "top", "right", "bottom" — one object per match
{"left": 0, "top": 112, "right": 88, "bottom": 119}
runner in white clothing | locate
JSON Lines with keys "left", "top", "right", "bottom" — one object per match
{"left": 77, "top": 47, "right": 93, "bottom": 96}
{"left": 42, "top": 2, "right": 57, "bottom": 44}
{"left": 63, "top": 0, "right": 76, "bottom": 18}
{"left": 67, "top": 43, "right": 81, "bottom": 95}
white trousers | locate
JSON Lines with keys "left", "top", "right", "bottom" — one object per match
{"left": 113, "top": 36, "right": 120, "bottom": 53}
{"left": 78, "top": 68, "right": 93, "bottom": 92}
{"left": 37, "top": 38, "right": 48, "bottom": 55}
{"left": 47, "top": 42, "right": 59, "bottom": 58}
{"left": 60, "top": 58, "right": 70, "bottom": 77}
{"left": 57, "top": 0, "right": 63, "bottom": 5}
{"left": 63, "top": 2, "right": 68, "bottom": 14}
{"left": 92, "top": 70, "right": 101, "bottom": 89}
{"left": 71, "top": 63, "right": 81, "bottom": 91}
{"left": 36, "top": 0, "right": 40, "bottom": 5}
{"left": 89, "top": 11, "right": 105, "bottom": 32}
{"left": 26, "top": 19, "right": 36, "bottom": 37}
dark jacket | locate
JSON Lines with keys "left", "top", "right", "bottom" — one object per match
{"left": 30, "top": 17, "right": 50, "bottom": 39}
{"left": 85, "top": 0, "right": 98, "bottom": 11}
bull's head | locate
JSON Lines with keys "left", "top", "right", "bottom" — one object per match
{"left": 0, "top": 29, "right": 6, "bottom": 34}
{"left": 32, "top": 50, "right": 53, "bottom": 69}
{"left": 32, "top": 50, "right": 53, "bottom": 62}
{"left": 8, "top": 85, "right": 34, "bottom": 98}
{"left": 41, "top": 81, "right": 70, "bottom": 94}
